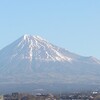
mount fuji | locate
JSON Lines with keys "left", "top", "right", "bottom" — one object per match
{"left": 0, "top": 34, "right": 100, "bottom": 93}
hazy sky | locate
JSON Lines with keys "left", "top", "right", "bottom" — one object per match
{"left": 0, "top": 0, "right": 100, "bottom": 59}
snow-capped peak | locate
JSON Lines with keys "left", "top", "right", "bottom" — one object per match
{"left": 10, "top": 34, "right": 73, "bottom": 62}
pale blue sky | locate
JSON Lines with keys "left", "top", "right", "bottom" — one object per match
{"left": 0, "top": 0, "right": 100, "bottom": 59}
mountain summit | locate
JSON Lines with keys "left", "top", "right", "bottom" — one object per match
{"left": 0, "top": 34, "right": 100, "bottom": 92}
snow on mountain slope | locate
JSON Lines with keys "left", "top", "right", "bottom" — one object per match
{"left": 0, "top": 34, "right": 100, "bottom": 85}
{"left": 0, "top": 34, "right": 72, "bottom": 62}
